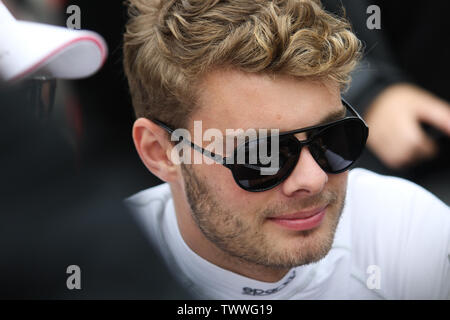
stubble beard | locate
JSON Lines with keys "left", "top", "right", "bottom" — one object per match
{"left": 181, "top": 164, "right": 346, "bottom": 270}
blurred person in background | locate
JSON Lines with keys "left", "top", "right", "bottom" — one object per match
{"left": 0, "top": 0, "right": 189, "bottom": 299}
{"left": 323, "top": 0, "right": 450, "bottom": 203}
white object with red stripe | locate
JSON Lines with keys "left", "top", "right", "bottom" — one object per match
{"left": 0, "top": 0, "right": 107, "bottom": 82}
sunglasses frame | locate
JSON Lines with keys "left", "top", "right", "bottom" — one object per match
{"left": 152, "top": 98, "right": 369, "bottom": 192}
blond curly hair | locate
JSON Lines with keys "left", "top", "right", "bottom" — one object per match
{"left": 123, "top": 0, "right": 361, "bottom": 127}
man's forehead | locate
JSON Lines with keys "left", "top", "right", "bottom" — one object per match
{"left": 192, "top": 69, "right": 342, "bottom": 132}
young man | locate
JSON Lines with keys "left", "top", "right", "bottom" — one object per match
{"left": 123, "top": 0, "right": 449, "bottom": 299}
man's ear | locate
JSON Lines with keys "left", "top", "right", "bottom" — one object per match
{"left": 132, "top": 118, "right": 178, "bottom": 182}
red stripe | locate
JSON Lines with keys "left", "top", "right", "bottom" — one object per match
{"left": 11, "top": 34, "right": 107, "bottom": 82}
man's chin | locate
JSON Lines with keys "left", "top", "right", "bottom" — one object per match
{"left": 260, "top": 213, "right": 339, "bottom": 268}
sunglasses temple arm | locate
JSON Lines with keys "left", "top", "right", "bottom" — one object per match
{"left": 151, "top": 119, "right": 175, "bottom": 134}
{"left": 342, "top": 98, "right": 368, "bottom": 125}
{"left": 151, "top": 119, "right": 228, "bottom": 165}
{"left": 187, "top": 140, "right": 227, "bottom": 165}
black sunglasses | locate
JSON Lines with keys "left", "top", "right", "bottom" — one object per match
{"left": 153, "top": 98, "right": 368, "bottom": 192}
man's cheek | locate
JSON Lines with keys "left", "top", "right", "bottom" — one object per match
{"left": 205, "top": 165, "right": 243, "bottom": 195}
{"left": 196, "top": 164, "right": 239, "bottom": 206}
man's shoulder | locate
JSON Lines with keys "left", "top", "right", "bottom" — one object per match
{"left": 125, "top": 183, "right": 172, "bottom": 209}
{"left": 347, "top": 168, "right": 450, "bottom": 299}
{"left": 348, "top": 168, "right": 448, "bottom": 214}
{"left": 349, "top": 167, "right": 431, "bottom": 197}
{"left": 124, "top": 183, "right": 173, "bottom": 240}
{"left": 347, "top": 168, "right": 450, "bottom": 247}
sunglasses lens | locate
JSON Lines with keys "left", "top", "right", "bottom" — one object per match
{"left": 230, "top": 118, "right": 367, "bottom": 192}
{"left": 309, "top": 119, "right": 367, "bottom": 173}
{"left": 231, "top": 136, "right": 300, "bottom": 191}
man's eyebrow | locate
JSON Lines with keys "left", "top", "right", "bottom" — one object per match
{"left": 314, "top": 105, "right": 347, "bottom": 127}
{"left": 224, "top": 105, "right": 347, "bottom": 139}
{"left": 276, "top": 105, "right": 347, "bottom": 133}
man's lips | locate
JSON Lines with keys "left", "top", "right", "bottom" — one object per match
{"left": 267, "top": 205, "right": 328, "bottom": 231}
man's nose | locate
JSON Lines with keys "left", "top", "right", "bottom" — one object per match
{"left": 280, "top": 146, "right": 328, "bottom": 197}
